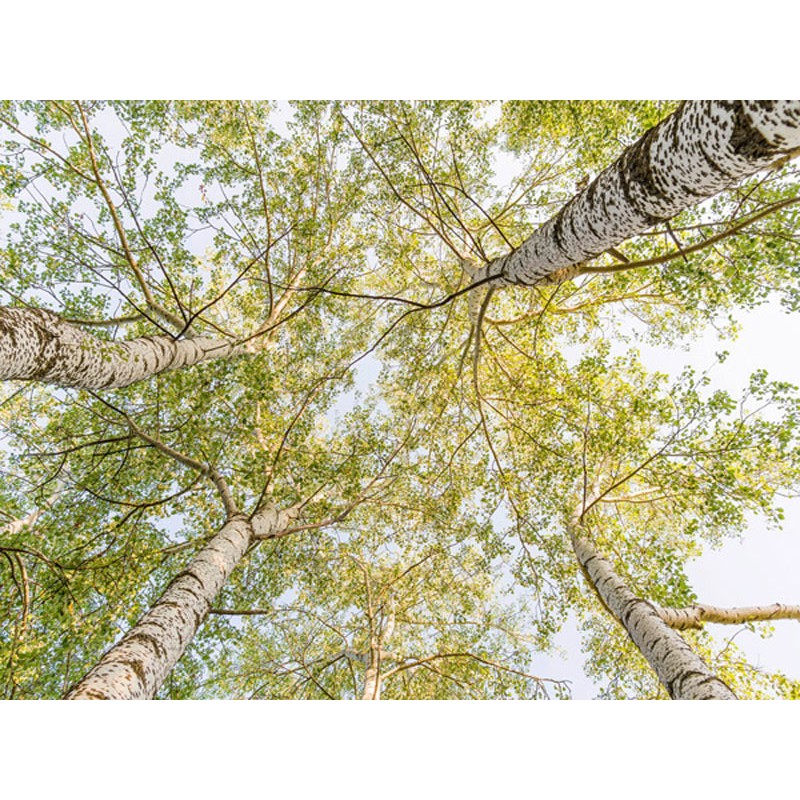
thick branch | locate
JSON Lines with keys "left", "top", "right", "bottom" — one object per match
{"left": 657, "top": 602, "right": 800, "bottom": 630}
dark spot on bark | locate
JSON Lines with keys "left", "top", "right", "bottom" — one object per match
{"left": 670, "top": 102, "right": 688, "bottom": 151}
{"left": 664, "top": 674, "right": 681, "bottom": 699}
{"left": 669, "top": 669, "right": 709, "bottom": 700}
{"left": 14, "top": 311, "right": 59, "bottom": 381}
{"left": 69, "top": 687, "right": 110, "bottom": 699}
{"left": 166, "top": 569, "right": 206, "bottom": 596}
{"left": 118, "top": 657, "right": 149, "bottom": 690}
{"left": 566, "top": 208, "right": 582, "bottom": 252}
{"left": 551, "top": 207, "right": 568, "bottom": 253}
{"left": 175, "top": 575, "right": 207, "bottom": 602}
{"left": 129, "top": 630, "right": 169, "bottom": 660}
{"left": 727, "top": 101, "right": 777, "bottom": 159}
{"left": 83, "top": 689, "right": 110, "bottom": 699}
{"left": 619, "top": 597, "right": 642, "bottom": 627}
{"left": 582, "top": 209, "right": 602, "bottom": 241}
{"left": 694, "top": 140, "right": 736, "bottom": 182}
{"left": 32, "top": 337, "right": 61, "bottom": 381}
{"left": 617, "top": 128, "right": 668, "bottom": 226}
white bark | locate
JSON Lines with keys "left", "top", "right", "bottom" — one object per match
{"left": 571, "top": 532, "right": 736, "bottom": 699}
{"left": 361, "top": 592, "right": 395, "bottom": 700}
{"left": 0, "top": 307, "right": 245, "bottom": 390}
{"left": 362, "top": 664, "right": 381, "bottom": 700}
{"left": 66, "top": 505, "right": 298, "bottom": 700}
{"left": 657, "top": 602, "right": 800, "bottom": 630}
{"left": 478, "top": 101, "right": 800, "bottom": 287}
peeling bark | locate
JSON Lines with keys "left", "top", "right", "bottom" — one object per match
{"left": 0, "top": 306, "right": 245, "bottom": 390}
{"left": 478, "top": 101, "right": 800, "bottom": 287}
{"left": 571, "top": 532, "right": 736, "bottom": 700}
{"left": 66, "top": 505, "right": 298, "bottom": 700}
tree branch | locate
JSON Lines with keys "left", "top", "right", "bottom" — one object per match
{"left": 657, "top": 602, "right": 800, "bottom": 630}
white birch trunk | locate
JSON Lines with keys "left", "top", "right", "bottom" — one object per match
{"left": 66, "top": 505, "right": 297, "bottom": 700}
{"left": 361, "top": 591, "right": 396, "bottom": 699}
{"left": 0, "top": 307, "right": 245, "bottom": 390}
{"left": 477, "top": 101, "right": 800, "bottom": 287}
{"left": 362, "top": 665, "right": 381, "bottom": 700}
{"left": 572, "top": 533, "right": 736, "bottom": 699}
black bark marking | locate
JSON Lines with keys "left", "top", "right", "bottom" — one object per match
{"left": 566, "top": 207, "right": 583, "bottom": 254}
{"left": 627, "top": 128, "right": 667, "bottom": 198}
{"left": 67, "top": 686, "right": 110, "bottom": 700}
{"left": 117, "top": 657, "right": 149, "bottom": 689}
{"left": 551, "top": 207, "right": 569, "bottom": 254}
{"left": 166, "top": 568, "right": 207, "bottom": 596}
{"left": 617, "top": 127, "right": 670, "bottom": 226}
{"left": 29, "top": 314, "right": 61, "bottom": 381}
{"left": 694, "top": 139, "right": 737, "bottom": 182}
{"left": 127, "top": 630, "right": 169, "bottom": 661}
{"left": 583, "top": 210, "right": 602, "bottom": 241}
{"left": 98, "top": 346, "right": 125, "bottom": 388}
{"left": 668, "top": 669, "right": 720, "bottom": 700}
{"left": 726, "top": 101, "right": 778, "bottom": 159}
{"left": 157, "top": 597, "right": 207, "bottom": 632}
{"left": 670, "top": 102, "right": 688, "bottom": 152}
{"left": 582, "top": 554, "right": 600, "bottom": 570}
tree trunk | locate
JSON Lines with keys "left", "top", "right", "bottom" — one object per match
{"left": 477, "top": 101, "right": 800, "bottom": 287}
{"left": 361, "top": 590, "right": 394, "bottom": 699}
{"left": 0, "top": 307, "right": 245, "bottom": 390}
{"left": 65, "top": 505, "right": 297, "bottom": 699}
{"left": 362, "top": 664, "right": 381, "bottom": 700}
{"left": 571, "top": 531, "right": 736, "bottom": 700}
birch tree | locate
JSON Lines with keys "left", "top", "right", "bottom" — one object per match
{"left": 65, "top": 504, "right": 300, "bottom": 699}
{"left": 568, "top": 521, "right": 736, "bottom": 700}
{"left": 343, "top": 100, "right": 800, "bottom": 698}
{"left": 0, "top": 100, "right": 394, "bottom": 697}
{"left": 472, "top": 101, "right": 800, "bottom": 289}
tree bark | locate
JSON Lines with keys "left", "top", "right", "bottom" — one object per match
{"left": 477, "top": 101, "right": 800, "bottom": 287}
{"left": 0, "top": 306, "right": 245, "bottom": 390}
{"left": 362, "top": 663, "right": 381, "bottom": 700}
{"left": 657, "top": 602, "right": 800, "bottom": 630}
{"left": 65, "top": 505, "right": 297, "bottom": 700}
{"left": 570, "top": 530, "right": 736, "bottom": 699}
